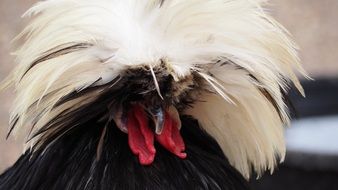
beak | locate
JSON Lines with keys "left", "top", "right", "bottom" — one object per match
{"left": 145, "top": 105, "right": 181, "bottom": 135}
{"left": 146, "top": 105, "right": 165, "bottom": 135}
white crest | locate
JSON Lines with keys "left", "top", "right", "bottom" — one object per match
{"left": 1, "top": 0, "right": 307, "bottom": 179}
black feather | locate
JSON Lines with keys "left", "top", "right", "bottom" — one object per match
{"left": 21, "top": 43, "right": 93, "bottom": 80}
{"left": 0, "top": 116, "right": 250, "bottom": 190}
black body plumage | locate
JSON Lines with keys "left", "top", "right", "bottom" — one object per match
{"left": 0, "top": 116, "right": 250, "bottom": 190}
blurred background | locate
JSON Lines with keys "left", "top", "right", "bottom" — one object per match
{"left": 0, "top": 1, "right": 337, "bottom": 189}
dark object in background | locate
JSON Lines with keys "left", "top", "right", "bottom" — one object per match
{"left": 251, "top": 78, "right": 338, "bottom": 190}
{"left": 251, "top": 151, "right": 338, "bottom": 190}
{"left": 289, "top": 78, "right": 338, "bottom": 118}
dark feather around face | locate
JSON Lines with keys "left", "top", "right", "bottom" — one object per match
{"left": 21, "top": 62, "right": 206, "bottom": 166}
{"left": 57, "top": 62, "right": 203, "bottom": 114}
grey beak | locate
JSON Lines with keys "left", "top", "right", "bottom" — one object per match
{"left": 146, "top": 106, "right": 165, "bottom": 135}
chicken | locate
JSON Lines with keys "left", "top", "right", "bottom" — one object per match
{"left": 0, "top": 0, "right": 306, "bottom": 189}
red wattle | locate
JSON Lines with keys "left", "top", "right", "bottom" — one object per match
{"left": 127, "top": 105, "right": 156, "bottom": 165}
{"left": 126, "top": 104, "right": 187, "bottom": 166}
{"left": 155, "top": 112, "right": 187, "bottom": 159}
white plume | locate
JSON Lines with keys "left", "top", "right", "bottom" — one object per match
{"left": 2, "top": 0, "right": 306, "bottom": 179}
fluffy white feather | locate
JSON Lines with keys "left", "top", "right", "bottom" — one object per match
{"left": 2, "top": 0, "right": 306, "bottom": 179}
